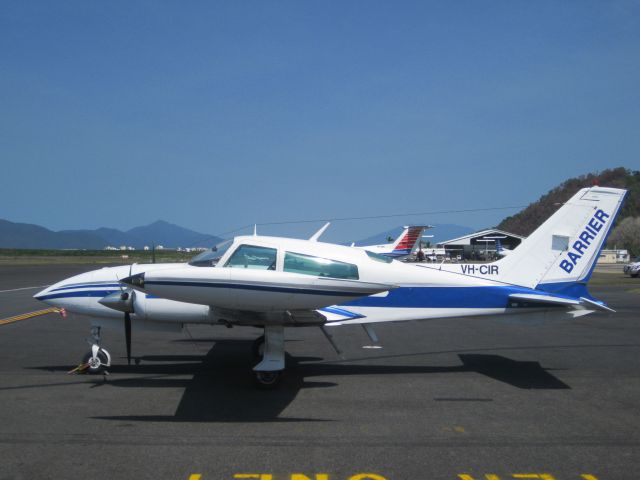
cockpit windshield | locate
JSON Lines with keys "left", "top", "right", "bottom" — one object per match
{"left": 188, "top": 239, "right": 233, "bottom": 267}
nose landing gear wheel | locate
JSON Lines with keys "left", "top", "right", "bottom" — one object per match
{"left": 81, "top": 350, "right": 109, "bottom": 374}
{"left": 254, "top": 370, "right": 283, "bottom": 389}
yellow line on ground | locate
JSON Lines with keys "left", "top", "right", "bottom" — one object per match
{"left": 0, "top": 308, "right": 61, "bottom": 326}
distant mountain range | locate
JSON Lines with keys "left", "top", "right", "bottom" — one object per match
{"left": 0, "top": 219, "right": 223, "bottom": 250}
{"left": 7, "top": 168, "right": 635, "bottom": 251}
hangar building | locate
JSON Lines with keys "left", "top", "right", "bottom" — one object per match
{"left": 437, "top": 229, "right": 526, "bottom": 261}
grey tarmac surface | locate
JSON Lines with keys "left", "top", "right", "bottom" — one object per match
{"left": 0, "top": 264, "right": 639, "bottom": 480}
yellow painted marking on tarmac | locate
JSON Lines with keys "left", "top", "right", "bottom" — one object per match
{"left": 291, "top": 475, "right": 329, "bottom": 480}
{"left": 512, "top": 475, "right": 556, "bottom": 480}
{"left": 458, "top": 475, "right": 501, "bottom": 480}
{"left": 348, "top": 475, "right": 387, "bottom": 480}
{"left": 0, "top": 308, "right": 61, "bottom": 326}
{"left": 233, "top": 475, "right": 273, "bottom": 480}
{"left": 188, "top": 475, "right": 202, "bottom": 480}
{"left": 581, "top": 476, "right": 599, "bottom": 480}
{"left": 454, "top": 425, "right": 466, "bottom": 433}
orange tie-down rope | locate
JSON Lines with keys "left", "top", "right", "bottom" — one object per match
{"left": 0, "top": 308, "right": 88, "bottom": 374}
{"left": 0, "top": 307, "right": 66, "bottom": 326}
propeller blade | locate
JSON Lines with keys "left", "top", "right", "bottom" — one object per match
{"left": 124, "top": 311, "right": 132, "bottom": 366}
{"left": 114, "top": 272, "right": 125, "bottom": 293}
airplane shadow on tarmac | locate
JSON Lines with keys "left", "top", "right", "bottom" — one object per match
{"left": 32, "top": 338, "right": 570, "bottom": 423}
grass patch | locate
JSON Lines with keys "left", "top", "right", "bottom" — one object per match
{"left": 587, "top": 270, "right": 640, "bottom": 289}
{"left": 0, "top": 249, "right": 195, "bottom": 265}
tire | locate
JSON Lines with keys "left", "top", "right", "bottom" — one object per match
{"left": 82, "top": 350, "right": 109, "bottom": 374}
{"left": 253, "top": 370, "right": 282, "bottom": 389}
{"left": 252, "top": 335, "right": 265, "bottom": 360}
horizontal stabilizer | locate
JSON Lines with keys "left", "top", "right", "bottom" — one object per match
{"left": 509, "top": 293, "right": 580, "bottom": 307}
{"left": 509, "top": 293, "right": 615, "bottom": 312}
{"left": 579, "top": 296, "right": 616, "bottom": 313}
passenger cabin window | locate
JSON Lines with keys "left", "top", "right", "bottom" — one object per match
{"left": 284, "top": 252, "right": 359, "bottom": 279}
{"left": 224, "top": 245, "right": 277, "bottom": 270}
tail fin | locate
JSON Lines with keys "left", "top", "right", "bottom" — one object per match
{"left": 391, "top": 226, "right": 428, "bottom": 256}
{"left": 495, "top": 239, "right": 510, "bottom": 256}
{"left": 496, "top": 187, "right": 626, "bottom": 291}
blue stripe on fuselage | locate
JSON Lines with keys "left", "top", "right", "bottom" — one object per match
{"left": 36, "top": 289, "right": 120, "bottom": 301}
{"left": 37, "top": 289, "right": 163, "bottom": 301}
{"left": 50, "top": 283, "right": 123, "bottom": 292}
{"left": 536, "top": 282, "right": 592, "bottom": 299}
{"left": 340, "top": 285, "right": 553, "bottom": 309}
{"left": 319, "top": 306, "right": 365, "bottom": 319}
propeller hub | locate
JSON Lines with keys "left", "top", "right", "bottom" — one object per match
{"left": 98, "top": 290, "right": 135, "bottom": 313}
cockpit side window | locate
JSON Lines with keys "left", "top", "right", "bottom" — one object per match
{"left": 224, "top": 244, "right": 278, "bottom": 270}
{"left": 283, "top": 252, "right": 359, "bottom": 279}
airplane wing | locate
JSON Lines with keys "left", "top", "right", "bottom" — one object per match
{"left": 122, "top": 268, "right": 396, "bottom": 313}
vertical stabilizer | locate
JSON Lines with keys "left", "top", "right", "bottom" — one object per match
{"left": 391, "top": 226, "right": 427, "bottom": 256}
{"left": 495, "top": 187, "right": 626, "bottom": 290}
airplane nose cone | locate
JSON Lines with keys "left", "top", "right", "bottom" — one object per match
{"left": 34, "top": 286, "right": 52, "bottom": 302}
{"left": 121, "top": 272, "right": 145, "bottom": 289}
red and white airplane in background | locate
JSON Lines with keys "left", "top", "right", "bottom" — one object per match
{"left": 357, "top": 225, "right": 432, "bottom": 259}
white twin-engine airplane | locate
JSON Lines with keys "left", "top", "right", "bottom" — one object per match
{"left": 35, "top": 187, "right": 625, "bottom": 388}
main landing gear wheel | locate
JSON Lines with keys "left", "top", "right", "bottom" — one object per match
{"left": 81, "top": 350, "right": 109, "bottom": 374}
{"left": 252, "top": 326, "right": 285, "bottom": 389}
{"left": 252, "top": 335, "right": 265, "bottom": 359}
{"left": 254, "top": 370, "right": 283, "bottom": 389}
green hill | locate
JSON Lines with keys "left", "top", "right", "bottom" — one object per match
{"left": 498, "top": 167, "right": 640, "bottom": 237}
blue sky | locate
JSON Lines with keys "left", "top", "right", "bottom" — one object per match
{"left": 1, "top": 1, "right": 639, "bottom": 243}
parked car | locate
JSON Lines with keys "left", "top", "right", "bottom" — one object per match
{"left": 623, "top": 257, "right": 640, "bottom": 277}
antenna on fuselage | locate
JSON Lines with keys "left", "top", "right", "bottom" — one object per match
{"left": 253, "top": 224, "right": 257, "bottom": 236}
{"left": 309, "top": 222, "right": 330, "bottom": 242}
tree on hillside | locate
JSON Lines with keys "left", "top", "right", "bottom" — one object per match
{"left": 498, "top": 167, "right": 640, "bottom": 236}
{"left": 607, "top": 217, "right": 640, "bottom": 257}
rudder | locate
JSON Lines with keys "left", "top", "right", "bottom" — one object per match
{"left": 495, "top": 187, "right": 626, "bottom": 290}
